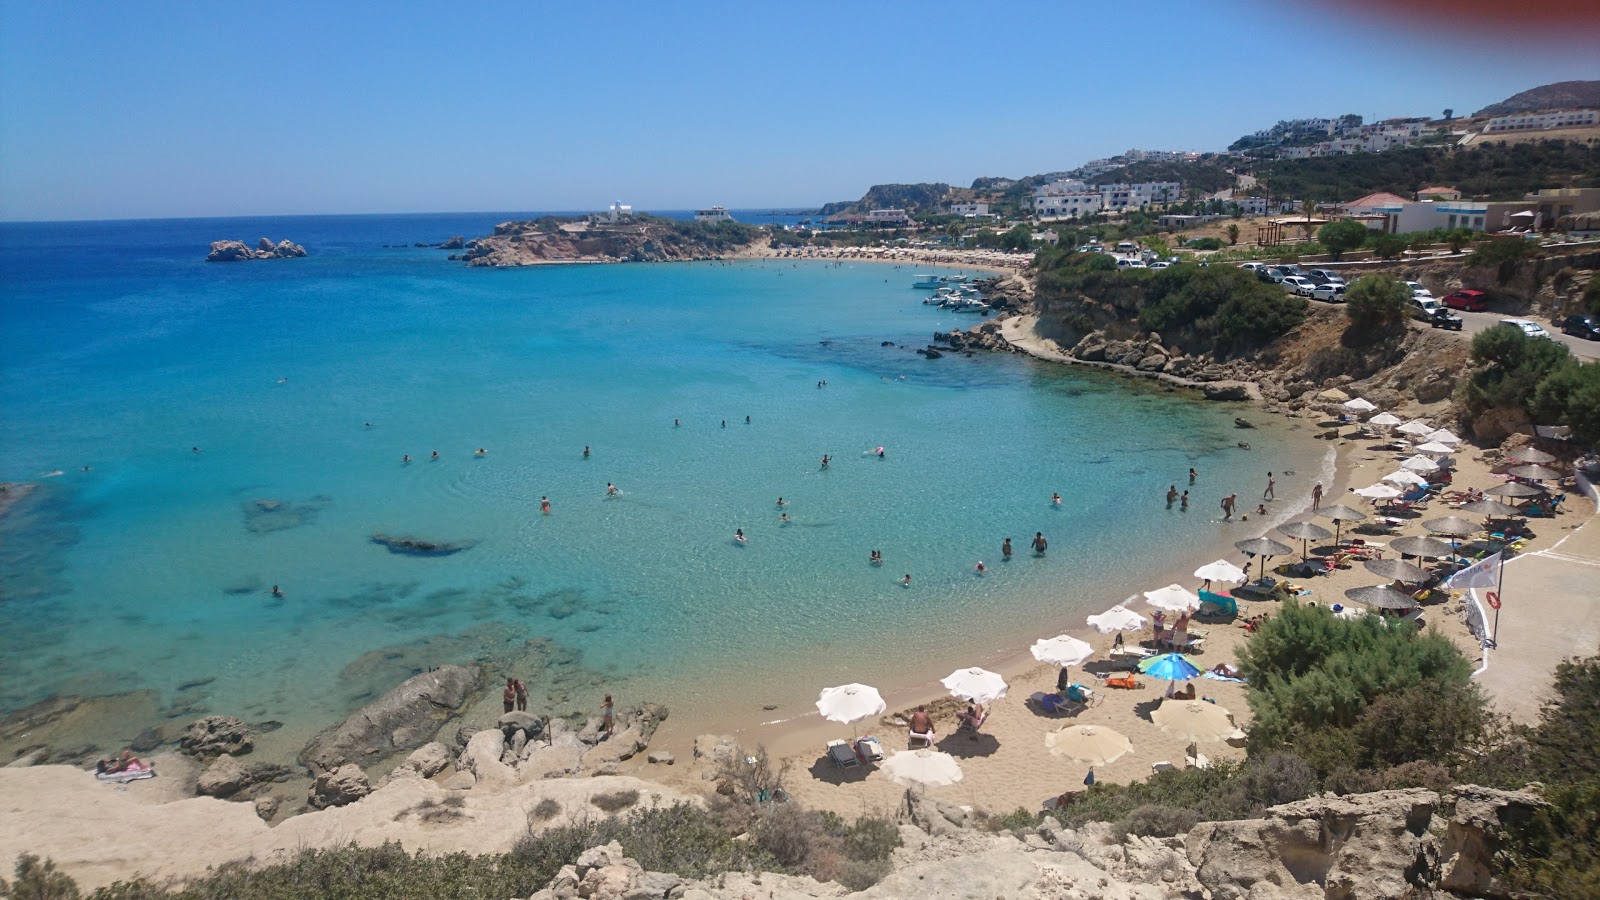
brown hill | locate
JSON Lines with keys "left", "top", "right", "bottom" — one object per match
{"left": 1475, "top": 80, "right": 1600, "bottom": 116}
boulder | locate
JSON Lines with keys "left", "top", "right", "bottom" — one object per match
{"left": 647, "top": 750, "right": 675, "bottom": 765}
{"left": 205, "top": 238, "right": 307, "bottom": 262}
{"left": 308, "top": 763, "right": 370, "bottom": 809}
{"left": 1202, "top": 381, "right": 1254, "bottom": 402}
{"left": 299, "top": 664, "right": 482, "bottom": 773}
{"left": 458, "top": 726, "right": 516, "bottom": 788}
{"left": 498, "top": 710, "right": 539, "bottom": 734}
{"left": 405, "top": 741, "right": 452, "bottom": 778}
{"left": 1071, "top": 331, "right": 1109, "bottom": 362}
{"left": 253, "top": 795, "right": 280, "bottom": 821}
{"left": 438, "top": 236, "right": 465, "bottom": 250}
{"left": 195, "top": 756, "right": 291, "bottom": 799}
{"left": 129, "top": 726, "right": 167, "bottom": 753}
{"left": 1436, "top": 785, "right": 1549, "bottom": 898}
{"left": 693, "top": 733, "right": 739, "bottom": 765}
{"left": 179, "top": 716, "right": 253, "bottom": 758}
{"left": 1136, "top": 353, "right": 1168, "bottom": 372}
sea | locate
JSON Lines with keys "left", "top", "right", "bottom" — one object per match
{"left": 0, "top": 211, "right": 1331, "bottom": 757}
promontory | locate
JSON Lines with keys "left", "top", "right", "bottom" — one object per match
{"left": 456, "top": 214, "right": 760, "bottom": 267}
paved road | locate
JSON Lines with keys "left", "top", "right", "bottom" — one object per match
{"left": 1453, "top": 309, "right": 1600, "bottom": 361}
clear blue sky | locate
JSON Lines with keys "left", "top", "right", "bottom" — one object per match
{"left": 2, "top": 0, "right": 1596, "bottom": 221}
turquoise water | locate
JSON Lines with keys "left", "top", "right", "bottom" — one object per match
{"left": 0, "top": 214, "right": 1329, "bottom": 745}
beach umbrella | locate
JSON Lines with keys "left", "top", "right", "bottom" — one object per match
{"left": 1425, "top": 429, "right": 1462, "bottom": 445}
{"left": 816, "top": 684, "right": 886, "bottom": 726}
{"left": 1355, "top": 484, "right": 1402, "bottom": 500}
{"left": 1138, "top": 652, "right": 1202, "bottom": 680}
{"left": 1143, "top": 584, "right": 1201, "bottom": 612}
{"left": 1277, "top": 521, "right": 1332, "bottom": 560}
{"left": 1510, "top": 464, "right": 1562, "bottom": 481}
{"left": 1486, "top": 481, "right": 1543, "bottom": 499}
{"left": 1344, "top": 584, "right": 1419, "bottom": 610}
{"left": 1343, "top": 397, "right": 1377, "bottom": 413}
{"left": 1369, "top": 413, "right": 1402, "bottom": 427}
{"left": 1401, "top": 455, "right": 1440, "bottom": 473}
{"left": 1317, "top": 388, "right": 1350, "bottom": 402}
{"left": 1423, "top": 516, "right": 1478, "bottom": 537}
{"left": 1383, "top": 470, "right": 1429, "bottom": 487}
{"left": 1031, "top": 635, "right": 1094, "bottom": 668}
{"left": 1363, "top": 557, "right": 1431, "bottom": 583}
{"left": 1151, "top": 699, "right": 1237, "bottom": 743}
{"left": 1415, "top": 441, "right": 1456, "bottom": 456}
{"left": 1398, "top": 420, "right": 1434, "bottom": 436}
{"left": 881, "top": 749, "right": 964, "bottom": 789}
{"left": 1458, "top": 498, "right": 1522, "bottom": 518}
{"left": 1086, "top": 604, "right": 1147, "bottom": 633}
{"left": 1315, "top": 503, "right": 1367, "bottom": 546}
{"left": 1046, "top": 724, "right": 1134, "bottom": 766}
{"left": 1235, "top": 536, "right": 1292, "bottom": 579}
{"left": 941, "top": 667, "right": 1008, "bottom": 704}
{"left": 1505, "top": 446, "right": 1556, "bottom": 465}
{"left": 1391, "top": 535, "right": 1455, "bottom": 559}
{"left": 1193, "top": 559, "right": 1247, "bottom": 586}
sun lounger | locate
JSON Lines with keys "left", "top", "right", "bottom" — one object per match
{"left": 909, "top": 728, "right": 935, "bottom": 748}
{"left": 1109, "top": 645, "right": 1154, "bottom": 670}
{"left": 1029, "top": 691, "right": 1081, "bottom": 716}
{"left": 826, "top": 740, "right": 860, "bottom": 769}
{"left": 1042, "top": 791, "right": 1081, "bottom": 812}
{"left": 854, "top": 737, "right": 884, "bottom": 763}
{"left": 1186, "top": 749, "right": 1211, "bottom": 769}
{"left": 1099, "top": 673, "right": 1144, "bottom": 690}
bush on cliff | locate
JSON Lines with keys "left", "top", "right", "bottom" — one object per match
{"left": 1467, "top": 236, "right": 1542, "bottom": 285}
{"left": 1460, "top": 323, "right": 1600, "bottom": 443}
{"left": 1343, "top": 273, "right": 1411, "bottom": 338}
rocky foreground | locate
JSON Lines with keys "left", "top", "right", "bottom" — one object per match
{"left": 206, "top": 237, "right": 307, "bottom": 261}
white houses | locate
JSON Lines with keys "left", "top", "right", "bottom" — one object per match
{"left": 694, "top": 207, "right": 735, "bottom": 222}
{"left": 949, "top": 202, "right": 991, "bottom": 217}
{"left": 1035, "top": 191, "right": 1105, "bottom": 219}
{"left": 866, "top": 208, "right": 911, "bottom": 225}
{"left": 1485, "top": 109, "right": 1597, "bottom": 133}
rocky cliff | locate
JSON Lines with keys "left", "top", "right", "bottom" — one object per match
{"left": 206, "top": 238, "right": 306, "bottom": 261}
{"left": 457, "top": 217, "right": 760, "bottom": 267}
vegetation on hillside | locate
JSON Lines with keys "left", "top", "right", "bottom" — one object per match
{"left": 818, "top": 183, "right": 951, "bottom": 217}
{"left": 1462, "top": 324, "right": 1600, "bottom": 445}
{"left": 1344, "top": 274, "right": 1412, "bottom": 336}
{"left": 1087, "top": 159, "right": 1238, "bottom": 195}
{"left": 1260, "top": 141, "right": 1600, "bottom": 201}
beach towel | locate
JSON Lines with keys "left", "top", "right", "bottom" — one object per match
{"left": 96, "top": 762, "right": 155, "bottom": 784}
{"left": 1202, "top": 671, "right": 1247, "bottom": 684}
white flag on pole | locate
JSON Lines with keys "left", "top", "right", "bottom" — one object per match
{"left": 1444, "top": 551, "right": 1503, "bottom": 593}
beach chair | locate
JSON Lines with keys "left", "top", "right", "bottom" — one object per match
{"left": 1186, "top": 744, "right": 1211, "bottom": 769}
{"left": 908, "top": 728, "right": 935, "bottom": 749}
{"left": 1109, "top": 645, "right": 1154, "bottom": 670}
{"left": 826, "top": 740, "right": 860, "bottom": 769}
{"left": 957, "top": 709, "right": 988, "bottom": 735}
{"left": 1100, "top": 673, "right": 1143, "bottom": 690}
{"left": 1066, "top": 683, "right": 1102, "bottom": 707}
{"left": 853, "top": 737, "right": 884, "bottom": 763}
{"left": 1029, "top": 691, "right": 1079, "bottom": 716}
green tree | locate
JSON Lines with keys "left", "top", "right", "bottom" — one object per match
{"left": 1225, "top": 223, "right": 1240, "bottom": 246}
{"left": 1317, "top": 220, "right": 1370, "bottom": 261}
{"left": 1366, "top": 232, "right": 1408, "bottom": 260}
{"left": 997, "top": 224, "right": 1034, "bottom": 253}
{"left": 1530, "top": 360, "right": 1600, "bottom": 445}
{"left": 1463, "top": 324, "right": 1573, "bottom": 420}
{"left": 1443, "top": 108, "right": 1453, "bottom": 121}
{"left": 1444, "top": 228, "right": 1476, "bottom": 253}
{"left": 1468, "top": 237, "right": 1541, "bottom": 285}
{"left": 1344, "top": 274, "right": 1410, "bottom": 333}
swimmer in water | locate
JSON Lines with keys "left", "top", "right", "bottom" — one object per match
{"left": 721, "top": 420, "right": 726, "bottom": 428}
{"left": 1052, "top": 492, "right": 1062, "bottom": 506}
{"left": 431, "top": 451, "right": 439, "bottom": 460}
{"left": 870, "top": 550, "right": 882, "bottom": 565}
{"left": 1189, "top": 468, "right": 1197, "bottom": 484}
{"left": 607, "top": 482, "right": 618, "bottom": 496}
{"left": 276, "top": 377, "right": 288, "bottom": 383}
{"left": 779, "top": 512, "right": 790, "bottom": 524}
{"left": 1002, "top": 537, "right": 1012, "bottom": 560}
{"left": 583, "top": 445, "right": 590, "bottom": 458}
{"left": 821, "top": 454, "right": 830, "bottom": 468}
{"left": 877, "top": 447, "right": 886, "bottom": 459}
{"left": 901, "top": 574, "right": 912, "bottom": 587}
{"left": 745, "top": 415, "right": 750, "bottom": 424}
{"left": 1031, "top": 532, "right": 1048, "bottom": 554}
{"left": 540, "top": 496, "right": 551, "bottom": 514}
{"left": 1180, "top": 490, "right": 1189, "bottom": 511}
{"left": 674, "top": 418, "right": 680, "bottom": 427}
{"left": 735, "top": 528, "right": 746, "bottom": 543}
{"left": 476, "top": 448, "right": 487, "bottom": 456}
{"left": 776, "top": 497, "right": 787, "bottom": 507}
{"left": 271, "top": 585, "right": 284, "bottom": 598}
{"left": 975, "top": 561, "right": 986, "bottom": 574}
{"left": 192, "top": 447, "right": 201, "bottom": 454}
{"left": 402, "top": 454, "right": 411, "bottom": 463}
{"left": 1166, "top": 485, "right": 1179, "bottom": 508}
{"left": 365, "top": 422, "right": 373, "bottom": 428}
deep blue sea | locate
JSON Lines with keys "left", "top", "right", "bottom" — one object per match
{"left": 0, "top": 212, "right": 1330, "bottom": 750}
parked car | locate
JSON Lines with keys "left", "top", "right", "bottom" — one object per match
{"left": 1262, "top": 266, "right": 1293, "bottom": 283}
{"left": 1404, "top": 281, "right": 1433, "bottom": 299}
{"left": 1238, "top": 262, "right": 1266, "bottom": 273}
{"left": 1560, "top": 314, "right": 1600, "bottom": 340}
{"left": 1282, "top": 276, "right": 1318, "bottom": 295}
{"left": 1411, "top": 297, "right": 1446, "bottom": 321}
{"left": 1499, "top": 318, "right": 1551, "bottom": 339}
{"left": 1425, "top": 308, "right": 1463, "bottom": 330}
{"left": 1148, "top": 261, "right": 1171, "bottom": 270}
{"left": 1305, "top": 269, "right": 1343, "bottom": 285}
{"left": 1117, "top": 259, "right": 1146, "bottom": 269}
{"left": 1444, "top": 289, "right": 1488, "bottom": 312}
{"left": 1310, "top": 283, "right": 1347, "bottom": 302}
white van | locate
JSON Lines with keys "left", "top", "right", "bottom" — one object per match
{"left": 1410, "top": 297, "right": 1444, "bottom": 321}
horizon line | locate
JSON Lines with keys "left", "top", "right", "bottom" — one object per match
{"left": 0, "top": 206, "right": 830, "bottom": 227}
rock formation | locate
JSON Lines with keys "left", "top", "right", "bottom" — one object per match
{"left": 457, "top": 217, "right": 759, "bottom": 267}
{"left": 299, "top": 664, "right": 482, "bottom": 773}
{"left": 369, "top": 533, "right": 477, "bottom": 556}
{"left": 195, "top": 756, "right": 291, "bottom": 799}
{"left": 205, "top": 238, "right": 307, "bottom": 261}
{"left": 178, "top": 715, "right": 253, "bottom": 758}
{"left": 307, "top": 763, "right": 371, "bottom": 809}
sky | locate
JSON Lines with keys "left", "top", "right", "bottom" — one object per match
{"left": 2, "top": 0, "right": 1597, "bottom": 221}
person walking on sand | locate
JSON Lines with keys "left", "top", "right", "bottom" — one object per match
{"left": 1221, "top": 494, "right": 1237, "bottom": 520}
{"left": 1312, "top": 482, "right": 1324, "bottom": 509}
{"left": 1031, "top": 532, "right": 1048, "bottom": 554}
{"left": 514, "top": 677, "right": 528, "bottom": 712}
{"left": 601, "top": 695, "right": 614, "bottom": 738}
{"left": 1166, "top": 485, "right": 1179, "bottom": 508}
{"left": 1263, "top": 472, "right": 1276, "bottom": 501}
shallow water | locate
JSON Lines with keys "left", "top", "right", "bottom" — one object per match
{"left": 0, "top": 214, "right": 1330, "bottom": 748}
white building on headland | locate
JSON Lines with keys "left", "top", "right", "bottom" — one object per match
{"left": 866, "top": 208, "right": 911, "bottom": 225}
{"left": 694, "top": 207, "right": 735, "bottom": 222}
{"left": 1484, "top": 109, "right": 1597, "bottom": 132}
{"left": 1035, "top": 191, "right": 1105, "bottom": 219}
{"left": 949, "top": 201, "right": 991, "bottom": 217}
{"left": 598, "top": 201, "right": 633, "bottom": 224}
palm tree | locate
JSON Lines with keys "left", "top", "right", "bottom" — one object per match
{"left": 1225, "top": 224, "right": 1240, "bottom": 246}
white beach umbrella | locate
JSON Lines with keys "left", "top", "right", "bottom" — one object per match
{"left": 881, "top": 749, "right": 963, "bottom": 789}
{"left": 1369, "top": 413, "right": 1402, "bottom": 427}
{"left": 816, "top": 684, "right": 886, "bottom": 725}
{"left": 1151, "top": 699, "right": 1238, "bottom": 743}
{"left": 1354, "top": 483, "right": 1403, "bottom": 500}
{"left": 1342, "top": 397, "right": 1377, "bottom": 413}
{"left": 1143, "top": 584, "right": 1201, "bottom": 612}
{"left": 1046, "top": 724, "right": 1134, "bottom": 766}
{"left": 1401, "top": 455, "right": 1440, "bottom": 472}
{"left": 1398, "top": 420, "right": 1434, "bottom": 436}
{"left": 1031, "top": 635, "right": 1094, "bottom": 668}
{"left": 1415, "top": 441, "right": 1455, "bottom": 455}
{"left": 1382, "top": 470, "right": 1429, "bottom": 487}
{"left": 1193, "top": 559, "right": 1247, "bottom": 584}
{"left": 1086, "top": 604, "right": 1147, "bottom": 633}
{"left": 941, "top": 667, "right": 1008, "bottom": 704}
{"left": 1424, "top": 429, "right": 1462, "bottom": 445}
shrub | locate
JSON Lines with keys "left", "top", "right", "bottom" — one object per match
{"left": 714, "top": 744, "right": 788, "bottom": 805}
{"left": 1463, "top": 325, "right": 1573, "bottom": 425}
{"left": 1367, "top": 232, "right": 1408, "bottom": 260}
{"left": 981, "top": 807, "right": 1042, "bottom": 833}
{"left": 530, "top": 797, "right": 562, "bottom": 821}
{"left": 1116, "top": 803, "right": 1201, "bottom": 838}
{"left": 1586, "top": 277, "right": 1600, "bottom": 316}
{"left": 1185, "top": 237, "right": 1224, "bottom": 251}
{"left": 1318, "top": 220, "right": 1370, "bottom": 261}
{"left": 3, "top": 854, "right": 81, "bottom": 900}
{"left": 1468, "top": 237, "right": 1541, "bottom": 284}
{"left": 1344, "top": 274, "right": 1411, "bottom": 335}
{"left": 590, "top": 789, "right": 640, "bottom": 813}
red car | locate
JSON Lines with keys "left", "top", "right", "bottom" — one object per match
{"left": 1444, "top": 289, "right": 1488, "bottom": 312}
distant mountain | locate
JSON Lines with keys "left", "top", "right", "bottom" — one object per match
{"left": 819, "top": 183, "right": 951, "bottom": 218}
{"left": 1475, "top": 81, "right": 1600, "bottom": 117}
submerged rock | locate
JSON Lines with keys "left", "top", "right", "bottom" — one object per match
{"left": 369, "top": 533, "right": 477, "bottom": 556}
{"left": 299, "top": 664, "right": 482, "bottom": 774}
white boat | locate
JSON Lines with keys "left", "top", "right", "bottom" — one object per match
{"left": 913, "top": 275, "right": 943, "bottom": 289}
{"left": 951, "top": 299, "right": 991, "bottom": 314}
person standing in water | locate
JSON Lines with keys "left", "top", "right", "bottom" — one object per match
{"left": 776, "top": 497, "right": 787, "bottom": 507}
{"left": 583, "top": 445, "right": 590, "bottom": 458}
{"left": 1180, "top": 490, "right": 1189, "bottom": 511}
{"left": 1312, "top": 482, "right": 1324, "bottom": 509}
{"left": 1166, "top": 485, "right": 1179, "bottom": 508}
{"left": 975, "top": 561, "right": 986, "bottom": 574}
{"left": 1051, "top": 492, "right": 1062, "bottom": 506}
{"left": 1263, "top": 472, "right": 1276, "bottom": 501}
{"left": 734, "top": 528, "right": 746, "bottom": 542}
{"left": 901, "top": 574, "right": 912, "bottom": 587}
{"left": 1002, "top": 537, "right": 1013, "bottom": 560}
{"left": 514, "top": 677, "right": 528, "bottom": 712}
{"left": 1031, "top": 532, "right": 1048, "bottom": 554}
{"left": 607, "top": 482, "right": 618, "bottom": 496}
{"left": 1189, "top": 468, "right": 1197, "bottom": 484}
{"left": 1221, "top": 494, "right": 1237, "bottom": 520}
{"left": 541, "top": 496, "right": 551, "bottom": 514}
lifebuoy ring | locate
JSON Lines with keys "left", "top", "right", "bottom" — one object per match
{"left": 1486, "top": 591, "right": 1501, "bottom": 610}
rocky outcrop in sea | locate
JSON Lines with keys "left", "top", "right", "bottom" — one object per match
{"left": 205, "top": 238, "right": 307, "bottom": 261}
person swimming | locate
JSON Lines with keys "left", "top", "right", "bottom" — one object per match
{"left": 271, "top": 585, "right": 284, "bottom": 598}
{"left": 820, "top": 454, "right": 830, "bottom": 468}
{"left": 402, "top": 454, "right": 411, "bottom": 463}
{"left": 607, "top": 483, "right": 618, "bottom": 496}
{"left": 1052, "top": 492, "right": 1062, "bottom": 506}
{"left": 776, "top": 497, "right": 787, "bottom": 507}
{"left": 674, "top": 418, "right": 680, "bottom": 427}
{"left": 1002, "top": 537, "right": 1013, "bottom": 560}
{"left": 779, "top": 512, "right": 791, "bottom": 524}
{"left": 745, "top": 415, "right": 750, "bottom": 424}
{"left": 1166, "top": 485, "right": 1179, "bottom": 508}
{"left": 870, "top": 550, "right": 882, "bottom": 565}
{"left": 901, "top": 574, "right": 912, "bottom": 587}
{"left": 975, "top": 561, "right": 986, "bottom": 574}
{"left": 475, "top": 448, "right": 487, "bottom": 456}
{"left": 583, "top": 445, "right": 590, "bottom": 458}
{"left": 431, "top": 450, "right": 439, "bottom": 460}
{"left": 540, "top": 496, "right": 551, "bottom": 514}
{"left": 877, "top": 447, "right": 886, "bottom": 459}
{"left": 734, "top": 528, "right": 746, "bottom": 543}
